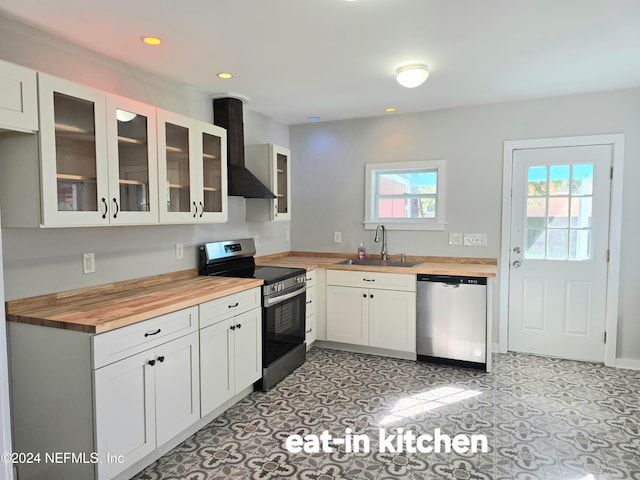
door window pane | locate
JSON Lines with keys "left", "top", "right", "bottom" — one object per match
{"left": 525, "top": 229, "right": 546, "bottom": 259}
{"left": 527, "top": 166, "right": 547, "bottom": 196}
{"left": 202, "top": 132, "right": 222, "bottom": 213}
{"left": 572, "top": 164, "right": 593, "bottom": 195}
{"left": 570, "top": 230, "right": 592, "bottom": 261}
{"left": 524, "top": 162, "right": 594, "bottom": 261}
{"left": 276, "top": 153, "right": 289, "bottom": 215}
{"left": 549, "top": 165, "right": 570, "bottom": 195}
{"left": 548, "top": 198, "right": 569, "bottom": 228}
{"left": 547, "top": 229, "right": 568, "bottom": 260}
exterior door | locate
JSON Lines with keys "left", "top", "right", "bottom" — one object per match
{"left": 508, "top": 144, "right": 612, "bottom": 361}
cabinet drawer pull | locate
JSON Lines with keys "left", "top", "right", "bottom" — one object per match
{"left": 363, "top": 278, "right": 375, "bottom": 282}
{"left": 228, "top": 302, "right": 239, "bottom": 308}
{"left": 157, "top": 356, "right": 165, "bottom": 363}
{"left": 148, "top": 359, "right": 156, "bottom": 366}
{"left": 144, "top": 328, "right": 162, "bottom": 337}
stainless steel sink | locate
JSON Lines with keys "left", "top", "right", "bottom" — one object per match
{"left": 336, "top": 259, "right": 419, "bottom": 268}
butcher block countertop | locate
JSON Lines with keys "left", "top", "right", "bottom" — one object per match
{"left": 257, "top": 251, "right": 497, "bottom": 278}
{"left": 5, "top": 270, "right": 263, "bottom": 334}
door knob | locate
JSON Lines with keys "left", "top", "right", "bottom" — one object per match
{"left": 513, "top": 260, "right": 522, "bottom": 268}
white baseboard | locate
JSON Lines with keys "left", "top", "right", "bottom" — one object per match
{"left": 615, "top": 358, "right": 640, "bottom": 371}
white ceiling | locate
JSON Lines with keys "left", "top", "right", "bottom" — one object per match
{"left": 1, "top": 0, "right": 639, "bottom": 125}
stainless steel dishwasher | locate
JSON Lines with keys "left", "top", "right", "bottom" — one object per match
{"left": 416, "top": 274, "right": 487, "bottom": 369}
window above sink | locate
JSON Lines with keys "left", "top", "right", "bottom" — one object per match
{"left": 364, "top": 160, "right": 446, "bottom": 231}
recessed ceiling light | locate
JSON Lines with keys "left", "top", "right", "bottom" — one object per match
{"left": 308, "top": 116, "right": 320, "bottom": 121}
{"left": 217, "top": 72, "right": 233, "bottom": 79}
{"left": 141, "top": 36, "right": 162, "bottom": 46}
{"left": 385, "top": 107, "right": 396, "bottom": 113}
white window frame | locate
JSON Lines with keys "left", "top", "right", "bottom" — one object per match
{"left": 364, "top": 160, "right": 446, "bottom": 231}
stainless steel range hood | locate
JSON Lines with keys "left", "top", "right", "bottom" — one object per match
{"left": 213, "top": 97, "right": 276, "bottom": 199}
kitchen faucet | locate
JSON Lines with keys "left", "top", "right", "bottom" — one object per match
{"left": 374, "top": 224, "right": 387, "bottom": 261}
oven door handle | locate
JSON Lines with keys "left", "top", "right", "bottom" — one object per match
{"left": 265, "top": 286, "right": 306, "bottom": 307}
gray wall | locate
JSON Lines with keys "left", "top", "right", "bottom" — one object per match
{"left": 290, "top": 88, "right": 640, "bottom": 363}
{"left": 0, "top": 14, "right": 290, "bottom": 299}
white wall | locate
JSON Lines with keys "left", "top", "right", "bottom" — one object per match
{"left": 290, "top": 88, "right": 640, "bottom": 363}
{"left": 0, "top": 14, "right": 291, "bottom": 300}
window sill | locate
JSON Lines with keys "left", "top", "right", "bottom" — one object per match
{"left": 363, "top": 221, "right": 447, "bottom": 231}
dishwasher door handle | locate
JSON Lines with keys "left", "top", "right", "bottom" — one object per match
{"left": 442, "top": 283, "right": 460, "bottom": 288}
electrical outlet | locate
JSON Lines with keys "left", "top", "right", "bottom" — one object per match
{"left": 463, "top": 233, "right": 488, "bottom": 247}
{"left": 285, "top": 230, "right": 290, "bottom": 242}
{"left": 449, "top": 233, "right": 463, "bottom": 246}
{"left": 175, "top": 243, "right": 184, "bottom": 260}
{"left": 334, "top": 231, "right": 342, "bottom": 243}
{"left": 254, "top": 235, "right": 260, "bottom": 247}
{"left": 82, "top": 253, "right": 95, "bottom": 274}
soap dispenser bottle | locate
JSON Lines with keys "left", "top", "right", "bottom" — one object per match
{"left": 357, "top": 242, "right": 366, "bottom": 260}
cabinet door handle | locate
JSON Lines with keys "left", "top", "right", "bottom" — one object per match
{"left": 306, "top": 300, "right": 312, "bottom": 305}
{"left": 192, "top": 201, "right": 198, "bottom": 218}
{"left": 274, "top": 204, "right": 278, "bottom": 218}
{"left": 362, "top": 293, "right": 367, "bottom": 298}
{"left": 199, "top": 201, "right": 204, "bottom": 217}
{"left": 144, "top": 328, "right": 162, "bottom": 337}
{"left": 370, "top": 294, "right": 374, "bottom": 298}
{"left": 112, "top": 198, "right": 119, "bottom": 219}
{"left": 101, "top": 198, "right": 108, "bottom": 219}
{"left": 230, "top": 325, "right": 236, "bottom": 330}
{"left": 236, "top": 323, "right": 242, "bottom": 329}
{"left": 148, "top": 359, "right": 156, "bottom": 366}
{"left": 228, "top": 302, "right": 239, "bottom": 309}
{"left": 157, "top": 356, "right": 165, "bottom": 363}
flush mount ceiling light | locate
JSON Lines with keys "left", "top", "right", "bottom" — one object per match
{"left": 141, "top": 36, "right": 162, "bottom": 46}
{"left": 217, "top": 72, "right": 233, "bottom": 79}
{"left": 384, "top": 107, "right": 396, "bottom": 113}
{"left": 396, "top": 63, "right": 429, "bottom": 88}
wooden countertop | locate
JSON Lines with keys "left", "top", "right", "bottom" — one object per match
{"left": 6, "top": 270, "right": 263, "bottom": 334}
{"left": 256, "top": 252, "right": 497, "bottom": 278}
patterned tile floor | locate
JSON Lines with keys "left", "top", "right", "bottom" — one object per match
{"left": 133, "top": 348, "right": 640, "bottom": 480}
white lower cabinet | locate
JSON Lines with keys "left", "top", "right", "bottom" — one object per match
{"left": 199, "top": 289, "right": 262, "bottom": 418}
{"left": 94, "top": 330, "right": 199, "bottom": 479}
{"left": 326, "top": 270, "right": 416, "bottom": 354}
{"left": 305, "top": 271, "right": 316, "bottom": 348}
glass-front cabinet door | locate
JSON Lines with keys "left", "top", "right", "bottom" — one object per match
{"left": 197, "top": 122, "right": 227, "bottom": 222}
{"left": 273, "top": 145, "right": 291, "bottom": 220}
{"left": 38, "top": 74, "right": 109, "bottom": 226}
{"left": 157, "top": 110, "right": 198, "bottom": 223}
{"left": 106, "top": 95, "right": 158, "bottom": 224}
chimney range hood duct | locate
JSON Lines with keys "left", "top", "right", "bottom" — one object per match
{"left": 213, "top": 97, "right": 276, "bottom": 199}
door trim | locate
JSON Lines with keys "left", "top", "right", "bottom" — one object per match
{"left": 499, "top": 134, "right": 624, "bottom": 367}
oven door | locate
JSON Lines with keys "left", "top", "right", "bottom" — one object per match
{"left": 262, "top": 284, "right": 306, "bottom": 368}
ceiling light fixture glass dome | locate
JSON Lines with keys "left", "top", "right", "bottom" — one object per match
{"left": 396, "top": 64, "right": 429, "bottom": 88}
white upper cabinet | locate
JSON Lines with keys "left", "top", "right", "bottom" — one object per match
{"left": 246, "top": 143, "right": 291, "bottom": 222}
{"left": 38, "top": 73, "right": 110, "bottom": 226}
{"left": 157, "top": 110, "right": 228, "bottom": 224}
{"left": 0, "top": 59, "right": 38, "bottom": 132}
{"left": 106, "top": 94, "right": 159, "bottom": 225}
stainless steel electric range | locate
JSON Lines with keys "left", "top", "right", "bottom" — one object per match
{"left": 199, "top": 239, "right": 307, "bottom": 390}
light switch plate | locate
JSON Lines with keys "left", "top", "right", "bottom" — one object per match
{"left": 464, "top": 233, "right": 488, "bottom": 247}
{"left": 449, "top": 233, "right": 463, "bottom": 245}
{"left": 175, "top": 243, "right": 184, "bottom": 260}
{"left": 334, "top": 232, "right": 342, "bottom": 243}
